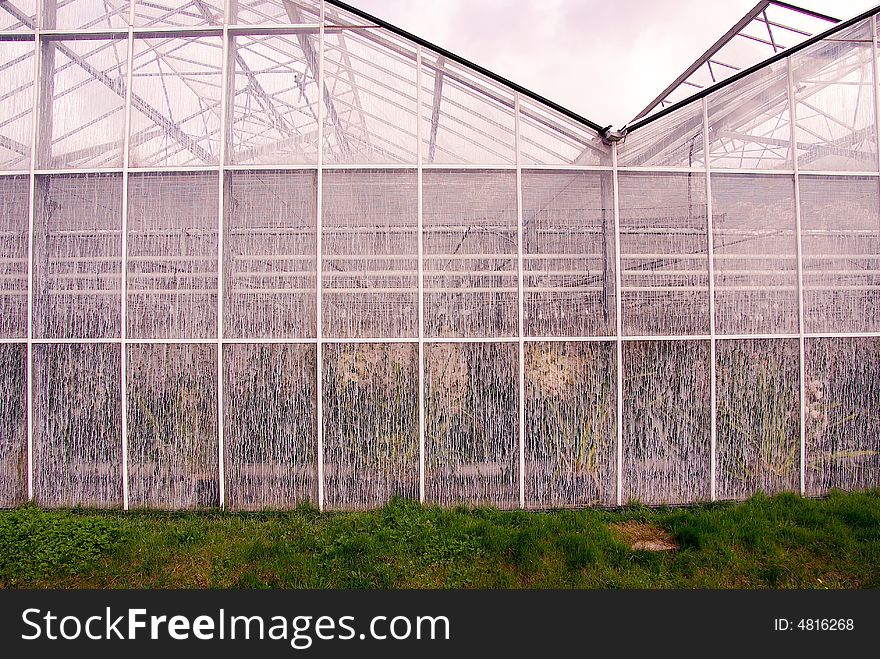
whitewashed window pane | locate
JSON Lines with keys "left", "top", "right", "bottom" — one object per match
{"left": 129, "top": 37, "right": 223, "bottom": 167}
{"left": 0, "top": 343, "right": 27, "bottom": 507}
{"left": 618, "top": 172, "right": 709, "bottom": 336}
{"left": 0, "top": 175, "right": 29, "bottom": 338}
{"left": 230, "top": 33, "right": 319, "bottom": 166}
{"left": 712, "top": 174, "right": 798, "bottom": 335}
{"left": 805, "top": 337, "right": 880, "bottom": 496}
{"left": 623, "top": 340, "right": 711, "bottom": 505}
{"left": 33, "top": 173, "right": 122, "bottom": 339}
{"left": 323, "top": 28, "right": 419, "bottom": 165}
{"left": 33, "top": 343, "right": 122, "bottom": 508}
{"left": 522, "top": 170, "right": 615, "bottom": 337}
{"left": 322, "top": 169, "right": 417, "bottom": 338}
{"left": 423, "top": 170, "right": 518, "bottom": 337}
{"left": 420, "top": 53, "right": 516, "bottom": 165}
{"left": 0, "top": 41, "right": 34, "bottom": 170}
{"left": 716, "top": 339, "right": 800, "bottom": 500}
{"left": 799, "top": 175, "right": 880, "bottom": 333}
{"left": 323, "top": 343, "right": 419, "bottom": 510}
{"left": 224, "top": 343, "right": 317, "bottom": 510}
{"left": 38, "top": 38, "right": 128, "bottom": 168}
{"left": 425, "top": 342, "right": 518, "bottom": 508}
{"left": 127, "top": 344, "right": 219, "bottom": 509}
{"left": 127, "top": 171, "right": 218, "bottom": 339}
{"left": 224, "top": 170, "right": 316, "bottom": 339}
{"left": 525, "top": 341, "right": 616, "bottom": 508}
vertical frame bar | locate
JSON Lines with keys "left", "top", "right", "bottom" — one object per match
{"left": 216, "top": 0, "right": 234, "bottom": 509}
{"left": 316, "top": 0, "right": 325, "bottom": 511}
{"left": 25, "top": 1, "right": 43, "bottom": 502}
{"left": 514, "top": 92, "right": 525, "bottom": 509}
{"left": 119, "top": 0, "right": 136, "bottom": 510}
{"left": 416, "top": 44, "right": 425, "bottom": 504}
{"left": 611, "top": 142, "right": 624, "bottom": 507}
{"left": 873, "top": 16, "right": 880, "bottom": 175}
{"left": 787, "top": 57, "right": 807, "bottom": 496}
{"left": 702, "top": 96, "right": 717, "bottom": 501}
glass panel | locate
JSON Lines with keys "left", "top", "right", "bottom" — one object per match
{"left": 323, "top": 343, "right": 419, "bottom": 510}
{"left": 425, "top": 342, "right": 518, "bottom": 507}
{"left": 622, "top": 340, "right": 711, "bottom": 505}
{"left": 799, "top": 175, "right": 880, "bottom": 333}
{"left": 0, "top": 175, "right": 29, "bottom": 338}
{"left": 0, "top": 1, "right": 37, "bottom": 30}
{"left": 322, "top": 169, "right": 417, "bottom": 338}
{"left": 712, "top": 173, "right": 798, "bottom": 335}
{"left": 618, "top": 172, "right": 709, "bottom": 336}
{"left": 0, "top": 40, "right": 34, "bottom": 170}
{"left": 420, "top": 52, "right": 516, "bottom": 165}
{"left": 224, "top": 170, "right": 316, "bottom": 339}
{"left": 33, "top": 173, "right": 122, "bottom": 339}
{"left": 706, "top": 60, "right": 792, "bottom": 170}
{"left": 793, "top": 20, "right": 877, "bottom": 172}
{"left": 231, "top": 0, "right": 323, "bottom": 25}
{"left": 716, "top": 339, "right": 800, "bottom": 500}
{"left": 129, "top": 36, "right": 223, "bottom": 167}
{"left": 33, "top": 343, "right": 122, "bottom": 508}
{"left": 127, "top": 171, "right": 218, "bottom": 339}
{"left": 525, "top": 341, "right": 616, "bottom": 508}
{"left": 518, "top": 98, "right": 610, "bottom": 166}
{"left": 522, "top": 170, "right": 615, "bottom": 337}
{"left": 230, "top": 33, "right": 319, "bottom": 166}
{"left": 127, "top": 343, "right": 219, "bottom": 509}
{"left": 805, "top": 337, "right": 880, "bottom": 495}
{"left": 38, "top": 38, "right": 128, "bottom": 168}
{"left": 423, "top": 170, "right": 518, "bottom": 337}
{"left": 323, "top": 28, "right": 419, "bottom": 165}
{"left": 224, "top": 343, "right": 317, "bottom": 511}
{"left": 0, "top": 343, "right": 26, "bottom": 507}
{"left": 619, "top": 99, "right": 704, "bottom": 168}
{"left": 44, "top": 0, "right": 130, "bottom": 30}
{"left": 133, "top": 0, "right": 224, "bottom": 27}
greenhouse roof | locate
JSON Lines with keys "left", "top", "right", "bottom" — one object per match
{"left": 0, "top": 0, "right": 877, "bottom": 168}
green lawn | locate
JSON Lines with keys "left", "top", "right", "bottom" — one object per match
{"left": 1, "top": 490, "right": 878, "bottom": 588}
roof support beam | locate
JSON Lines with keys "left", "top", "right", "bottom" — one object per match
{"left": 282, "top": 0, "right": 349, "bottom": 152}
{"left": 427, "top": 55, "right": 445, "bottom": 163}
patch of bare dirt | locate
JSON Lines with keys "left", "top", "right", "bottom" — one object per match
{"left": 610, "top": 521, "right": 678, "bottom": 552}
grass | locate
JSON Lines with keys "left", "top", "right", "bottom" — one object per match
{"left": 1, "top": 490, "right": 878, "bottom": 589}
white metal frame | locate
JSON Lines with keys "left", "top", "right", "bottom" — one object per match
{"left": 3, "top": 0, "right": 879, "bottom": 510}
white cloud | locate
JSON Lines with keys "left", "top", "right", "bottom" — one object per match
{"left": 348, "top": 0, "right": 879, "bottom": 125}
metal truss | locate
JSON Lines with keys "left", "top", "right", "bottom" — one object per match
{"left": 634, "top": 0, "right": 839, "bottom": 122}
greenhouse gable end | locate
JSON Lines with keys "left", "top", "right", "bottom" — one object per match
{"left": 0, "top": 0, "right": 878, "bottom": 511}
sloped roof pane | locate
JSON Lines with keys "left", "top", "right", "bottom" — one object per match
{"left": 619, "top": 98, "right": 704, "bottom": 168}
{"left": 792, "top": 19, "right": 877, "bottom": 172}
{"left": 636, "top": 0, "right": 838, "bottom": 121}
{"left": 0, "top": 0, "right": 36, "bottom": 30}
{"left": 518, "top": 98, "right": 610, "bottom": 167}
{"left": 0, "top": 41, "right": 34, "bottom": 170}
{"left": 230, "top": 31, "right": 320, "bottom": 165}
{"left": 323, "top": 26, "right": 418, "bottom": 165}
{"left": 420, "top": 52, "right": 516, "bottom": 166}
{"left": 706, "top": 58, "right": 791, "bottom": 169}
{"left": 232, "top": 0, "right": 323, "bottom": 25}
{"left": 129, "top": 36, "right": 223, "bottom": 167}
{"left": 133, "top": 0, "right": 225, "bottom": 27}
{"left": 45, "top": 0, "right": 130, "bottom": 30}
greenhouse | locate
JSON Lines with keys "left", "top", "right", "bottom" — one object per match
{"left": 0, "top": 0, "right": 877, "bottom": 511}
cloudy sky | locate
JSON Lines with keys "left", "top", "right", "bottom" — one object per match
{"left": 348, "top": 0, "right": 877, "bottom": 127}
